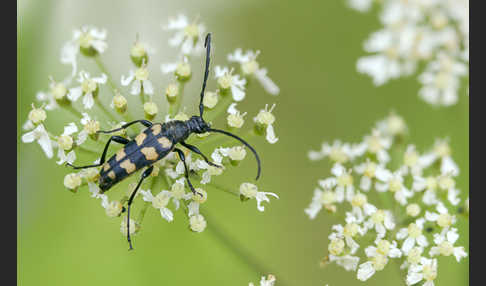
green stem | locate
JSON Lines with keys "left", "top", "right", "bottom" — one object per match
{"left": 202, "top": 210, "right": 289, "bottom": 286}
{"left": 204, "top": 94, "right": 232, "bottom": 123}
{"left": 94, "top": 97, "right": 120, "bottom": 123}
{"left": 63, "top": 104, "right": 83, "bottom": 119}
{"left": 94, "top": 55, "right": 118, "bottom": 92}
{"left": 206, "top": 182, "right": 239, "bottom": 198}
{"left": 169, "top": 83, "right": 185, "bottom": 117}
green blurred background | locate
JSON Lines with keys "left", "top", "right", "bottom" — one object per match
{"left": 18, "top": 0, "right": 469, "bottom": 285}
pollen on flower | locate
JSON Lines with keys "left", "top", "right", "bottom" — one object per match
{"left": 437, "top": 240, "right": 454, "bottom": 256}
{"left": 437, "top": 213, "right": 453, "bottom": 228}
{"left": 255, "top": 109, "right": 276, "bottom": 126}
{"left": 403, "top": 147, "right": 419, "bottom": 167}
{"left": 203, "top": 91, "right": 218, "bottom": 109}
{"left": 171, "top": 181, "right": 186, "bottom": 199}
{"left": 242, "top": 59, "right": 259, "bottom": 75}
{"left": 371, "top": 209, "right": 386, "bottom": 224}
{"left": 120, "top": 217, "right": 139, "bottom": 236}
{"left": 240, "top": 182, "right": 258, "bottom": 198}
{"left": 376, "top": 239, "right": 391, "bottom": 256}
{"left": 189, "top": 214, "right": 207, "bottom": 232}
{"left": 228, "top": 146, "right": 246, "bottom": 161}
{"left": 175, "top": 62, "right": 191, "bottom": 81}
{"left": 351, "top": 193, "right": 367, "bottom": 208}
{"left": 434, "top": 140, "right": 451, "bottom": 157}
{"left": 438, "top": 174, "right": 455, "bottom": 190}
{"left": 51, "top": 81, "right": 68, "bottom": 100}
{"left": 371, "top": 254, "right": 388, "bottom": 271}
{"left": 227, "top": 112, "right": 245, "bottom": 128}
{"left": 105, "top": 200, "right": 123, "bottom": 217}
{"left": 135, "top": 66, "right": 149, "bottom": 81}
{"left": 192, "top": 188, "right": 207, "bottom": 204}
{"left": 386, "top": 113, "right": 406, "bottom": 136}
{"left": 343, "top": 223, "right": 359, "bottom": 237}
{"left": 165, "top": 83, "right": 179, "bottom": 102}
{"left": 112, "top": 94, "right": 127, "bottom": 112}
{"left": 407, "top": 223, "right": 422, "bottom": 238}
{"left": 84, "top": 119, "right": 100, "bottom": 135}
{"left": 28, "top": 104, "right": 47, "bottom": 124}
{"left": 422, "top": 264, "right": 437, "bottom": 282}
{"left": 144, "top": 101, "right": 158, "bottom": 119}
{"left": 363, "top": 161, "right": 377, "bottom": 178}
{"left": 58, "top": 134, "right": 74, "bottom": 150}
{"left": 337, "top": 172, "right": 353, "bottom": 187}
{"left": 81, "top": 78, "right": 98, "bottom": 95}
{"left": 388, "top": 177, "right": 402, "bottom": 192}
{"left": 406, "top": 204, "right": 421, "bottom": 217}
{"left": 152, "top": 191, "right": 171, "bottom": 209}
{"left": 407, "top": 247, "right": 422, "bottom": 265}
{"left": 64, "top": 173, "right": 82, "bottom": 190}
{"left": 217, "top": 72, "right": 233, "bottom": 90}
{"left": 328, "top": 238, "right": 345, "bottom": 256}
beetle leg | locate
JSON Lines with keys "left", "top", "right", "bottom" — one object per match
{"left": 126, "top": 165, "right": 153, "bottom": 250}
{"left": 66, "top": 136, "right": 130, "bottom": 169}
{"left": 173, "top": 148, "right": 203, "bottom": 197}
{"left": 97, "top": 120, "right": 153, "bottom": 134}
{"left": 180, "top": 141, "right": 222, "bottom": 168}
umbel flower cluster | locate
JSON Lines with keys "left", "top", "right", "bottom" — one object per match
{"left": 347, "top": 0, "right": 469, "bottom": 107}
{"left": 22, "top": 15, "right": 279, "bottom": 238}
{"left": 306, "top": 113, "right": 468, "bottom": 285}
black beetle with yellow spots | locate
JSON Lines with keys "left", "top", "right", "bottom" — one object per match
{"left": 67, "top": 33, "right": 261, "bottom": 250}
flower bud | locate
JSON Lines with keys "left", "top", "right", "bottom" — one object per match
{"left": 28, "top": 104, "right": 47, "bottom": 125}
{"left": 175, "top": 62, "right": 191, "bottom": 81}
{"left": 240, "top": 182, "right": 258, "bottom": 200}
{"left": 174, "top": 111, "right": 189, "bottom": 121}
{"left": 203, "top": 91, "right": 218, "bottom": 109}
{"left": 58, "top": 134, "right": 74, "bottom": 151}
{"left": 112, "top": 94, "right": 127, "bottom": 113}
{"left": 130, "top": 42, "right": 148, "bottom": 67}
{"left": 144, "top": 101, "right": 158, "bottom": 120}
{"left": 84, "top": 119, "right": 100, "bottom": 140}
{"left": 64, "top": 173, "right": 82, "bottom": 192}
{"left": 192, "top": 188, "right": 207, "bottom": 204}
{"left": 227, "top": 113, "right": 245, "bottom": 129}
{"left": 228, "top": 146, "right": 246, "bottom": 166}
{"left": 105, "top": 200, "right": 123, "bottom": 217}
{"left": 165, "top": 83, "right": 179, "bottom": 103}
{"left": 189, "top": 214, "right": 207, "bottom": 232}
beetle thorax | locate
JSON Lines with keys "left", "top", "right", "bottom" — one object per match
{"left": 186, "top": 116, "right": 210, "bottom": 134}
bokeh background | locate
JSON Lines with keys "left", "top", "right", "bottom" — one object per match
{"left": 18, "top": 0, "right": 469, "bottom": 285}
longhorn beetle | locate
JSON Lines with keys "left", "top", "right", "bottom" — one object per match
{"left": 67, "top": 33, "right": 261, "bottom": 250}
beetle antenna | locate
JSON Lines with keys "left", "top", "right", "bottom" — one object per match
{"left": 199, "top": 33, "right": 211, "bottom": 119}
{"left": 207, "top": 128, "right": 261, "bottom": 180}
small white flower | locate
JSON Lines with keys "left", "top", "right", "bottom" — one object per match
{"left": 240, "top": 183, "right": 278, "bottom": 212}
{"left": 364, "top": 208, "right": 395, "bottom": 238}
{"left": 22, "top": 124, "right": 53, "bottom": 158}
{"left": 396, "top": 219, "right": 429, "bottom": 254}
{"left": 429, "top": 228, "right": 467, "bottom": 262}
{"left": 140, "top": 189, "right": 174, "bottom": 222}
{"left": 56, "top": 122, "right": 78, "bottom": 165}
{"left": 227, "top": 49, "right": 279, "bottom": 95}
{"left": 254, "top": 103, "right": 278, "bottom": 144}
{"left": 406, "top": 257, "right": 438, "bottom": 286}
{"left": 68, "top": 71, "right": 107, "bottom": 109}
{"left": 161, "top": 56, "right": 192, "bottom": 81}
{"left": 425, "top": 202, "right": 456, "bottom": 230}
{"left": 121, "top": 65, "right": 154, "bottom": 95}
{"left": 375, "top": 169, "right": 413, "bottom": 205}
{"left": 214, "top": 66, "right": 246, "bottom": 101}
{"left": 189, "top": 214, "right": 207, "bottom": 232}
{"left": 61, "top": 25, "right": 107, "bottom": 76}
{"left": 363, "top": 129, "right": 392, "bottom": 163}
{"left": 163, "top": 14, "right": 205, "bottom": 55}
{"left": 227, "top": 103, "right": 246, "bottom": 128}
{"left": 249, "top": 274, "right": 276, "bottom": 286}
{"left": 357, "top": 239, "right": 401, "bottom": 281}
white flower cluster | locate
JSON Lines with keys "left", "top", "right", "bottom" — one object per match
{"left": 249, "top": 274, "right": 276, "bottom": 286}
{"left": 348, "top": 0, "right": 469, "bottom": 106}
{"left": 22, "top": 16, "right": 279, "bottom": 239}
{"left": 306, "top": 113, "right": 468, "bottom": 285}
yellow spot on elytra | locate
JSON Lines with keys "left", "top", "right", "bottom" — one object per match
{"left": 158, "top": 137, "right": 172, "bottom": 148}
{"left": 115, "top": 149, "right": 126, "bottom": 161}
{"left": 141, "top": 147, "right": 159, "bottom": 161}
{"left": 108, "top": 171, "right": 116, "bottom": 179}
{"left": 135, "top": 132, "right": 147, "bottom": 146}
{"left": 151, "top": 124, "right": 162, "bottom": 135}
{"left": 103, "top": 163, "right": 110, "bottom": 171}
{"left": 120, "top": 159, "right": 136, "bottom": 174}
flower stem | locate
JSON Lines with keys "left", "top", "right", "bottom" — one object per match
{"left": 201, "top": 209, "right": 289, "bottom": 286}
{"left": 204, "top": 94, "right": 232, "bottom": 123}
{"left": 169, "top": 82, "right": 185, "bottom": 117}
{"left": 63, "top": 104, "right": 83, "bottom": 119}
{"left": 94, "top": 96, "right": 120, "bottom": 123}
{"left": 206, "top": 182, "right": 239, "bottom": 198}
